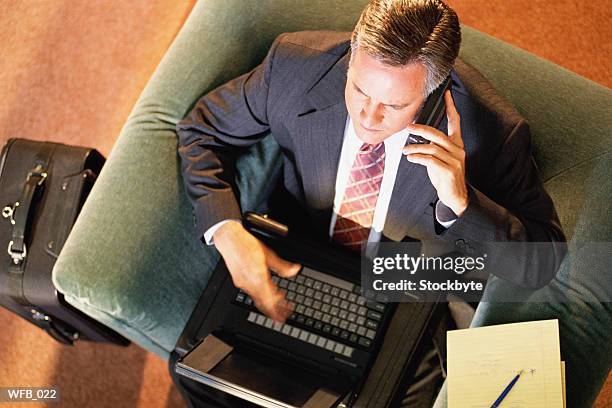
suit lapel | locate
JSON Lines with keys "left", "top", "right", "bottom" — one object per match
{"left": 382, "top": 154, "right": 437, "bottom": 241}
{"left": 295, "top": 104, "right": 346, "bottom": 211}
{"left": 382, "top": 113, "right": 450, "bottom": 241}
{"left": 293, "top": 53, "right": 350, "bottom": 226}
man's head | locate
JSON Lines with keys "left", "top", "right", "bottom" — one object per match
{"left": 346, "top": 0, "right": 461, "bottom": 144}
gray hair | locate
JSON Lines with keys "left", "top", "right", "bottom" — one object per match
{"left": 350, "top": 0, "right": 461, "bottom": 97}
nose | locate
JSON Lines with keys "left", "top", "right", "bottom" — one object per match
{"left": 360, "top": 100, "right": 383, "bottom": 129}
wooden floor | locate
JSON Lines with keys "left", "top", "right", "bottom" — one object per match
{"left": 0, "top": 1, "right": 609, "bottom": 407}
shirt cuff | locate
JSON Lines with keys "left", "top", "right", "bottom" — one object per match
{"left": 203, "top": 219, "right": 239, "bottom": 246}
{"left": 435, "top": 200, "right": 458, "bottom": 229}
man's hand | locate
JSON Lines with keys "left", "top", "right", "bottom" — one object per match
{"left": 213, "top": 220, "right": 301, "bottom": 322}
{"left": 403, "top": 90, "right": 468, "bottom": 217}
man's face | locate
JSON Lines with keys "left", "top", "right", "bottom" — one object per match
{"left": 345, "top": 47, "right": 427, "bottom": 145}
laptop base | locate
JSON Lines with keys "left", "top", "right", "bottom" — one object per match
{"left": 176, "top": 334, "right": 347, "bottom": 408}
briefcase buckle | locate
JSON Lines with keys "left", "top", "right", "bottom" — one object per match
{"left": 7, "top": 240, "right": 27, "bottom": 264}
{"left": 26, "top": 165, "right": 48, "bottom": 186}
{"left": 2, "top": 202, "right": 18, "bottom": 225}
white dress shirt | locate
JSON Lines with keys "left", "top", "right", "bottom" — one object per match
{"left": 204, "top": 117, "right": 456, "bottom": 245}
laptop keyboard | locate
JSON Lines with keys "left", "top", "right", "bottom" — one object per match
{"left": 234, "top": 266, "right": 387, "bottom": 359}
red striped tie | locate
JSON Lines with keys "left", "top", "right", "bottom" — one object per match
{"left": 332, "top": 142, "right": 385, "bottom": 252}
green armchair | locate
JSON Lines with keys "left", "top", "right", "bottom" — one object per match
{"left": 52, "top": 0, "right": 611, "bottom": 406}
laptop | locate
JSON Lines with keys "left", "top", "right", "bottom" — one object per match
{"left": 174, "top": 213, "right": 418, "bottom": 407}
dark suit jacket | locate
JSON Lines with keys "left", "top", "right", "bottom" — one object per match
{"left": 176, "top": 31, "right": 566, "bottom": 289}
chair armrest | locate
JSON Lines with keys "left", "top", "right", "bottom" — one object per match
{"left": 51, "top": 0, "right": 282, "bottom": 358}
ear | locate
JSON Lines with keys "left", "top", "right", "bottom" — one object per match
{"left": 348, "top": 40, "right": 359, "bottom": 66}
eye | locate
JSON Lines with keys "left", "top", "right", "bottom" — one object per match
{"left": 355, "top": 90, "right": 368, "bottom": 100}
{"left": 386, "top": 105, "right": 404, "bottom": 111}
{"left": 353, "top": 83, "right": 370, "bottom": 99}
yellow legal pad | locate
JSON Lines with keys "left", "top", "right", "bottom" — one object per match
{"left": 447, "top": 319, "right": 565, "bottom": 407}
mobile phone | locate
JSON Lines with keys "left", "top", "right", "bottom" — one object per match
{"left": 407, "top": 76, "right": 452, "bottom": 144}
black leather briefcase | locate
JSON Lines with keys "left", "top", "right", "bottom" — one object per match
{"left": 0, "top": 138, "right": 129, "bottom": 346}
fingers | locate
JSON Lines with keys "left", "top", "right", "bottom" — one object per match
{"left": 406, "top": 123, "right": 462, "bottom": 155}
{"left": 266, "top": 247, "right": 302, "bottom": 278}
{"left": 404, "top": 126, "right": 463, "bottom": 160}
{"left": 219, "top": 226, "right": 296, "bottom": 323}
{"left": 251, "top": 246, "right": 299, "bottom": 322}
{"left": 444, "top": 90, "right": 463, "bottom": 148}
{"left": 405, "top": 153, "right": 447, "bottom": 170}
{"left": 252, "top": 279, "right": 294, "bottom": 323}
{"left": 403, "top": 142, "right": 462, "bottom": 168}
{"left": 253, "top": 292, "right": 293, "bottom": 323}
{"left": 263, "top": 249, "right": 300, "bottom": 321}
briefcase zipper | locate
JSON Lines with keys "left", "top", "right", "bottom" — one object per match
{"left": 0, "top": 139, "right": 17, "bottom": 226}
{"left": 0, "top": 138, "right": 16, "bottom": 183}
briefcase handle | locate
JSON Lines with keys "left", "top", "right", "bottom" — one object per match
{"left": 3, "top": 165, "right": 47, "bottom": 266}
{"left": 3, "top": 143, "right": 55, "bottom": 268}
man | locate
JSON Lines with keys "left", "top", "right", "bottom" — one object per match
{"left": 173, "top": 0, "right": 565, "bottom": 406}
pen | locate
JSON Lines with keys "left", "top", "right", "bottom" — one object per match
{"left": 491, "top": 370, "right": 523, "bottom": 408}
